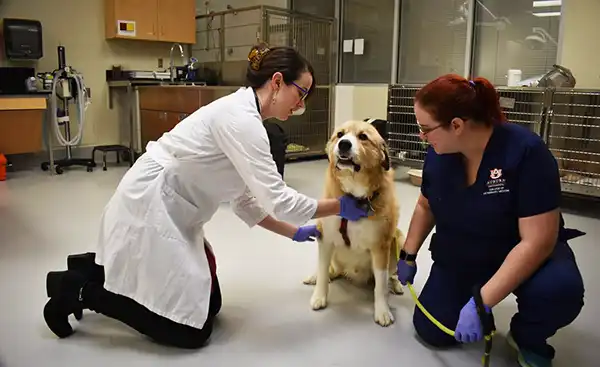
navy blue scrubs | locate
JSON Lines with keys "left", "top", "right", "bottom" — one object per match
{"left": 414, "top": 122, "right": 585, "bottom": 360}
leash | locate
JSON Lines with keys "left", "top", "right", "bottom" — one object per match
{"left": 404, "top": 281, "right": 495, "bottom": 366}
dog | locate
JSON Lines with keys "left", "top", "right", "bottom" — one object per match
{"left": 303, "top": 119, "right": 405, "bottom": 327}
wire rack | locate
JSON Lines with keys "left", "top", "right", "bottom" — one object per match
{"left": 192, "top": 6, "right": 335, "bottom": 159}
{"left": 547, "top": 89, "right": 600, "bottom": 197}
{"left": 264, "top": 9, "right": 333, "bottom": 158}
{"left": 386, "top": 84, "right": 425, "bottom": 168}
{"left": 386, "top": 84, "right": 600, "bottom": 198}
{"left": 495, "top": 87, "right": 547, "bottom": 135}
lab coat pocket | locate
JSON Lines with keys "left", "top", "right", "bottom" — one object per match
{"left": 157, "top": 185, "right": 201, "bottom": 243}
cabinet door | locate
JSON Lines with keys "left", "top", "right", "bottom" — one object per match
{"left": 157, "top": 0, "right": 197, "bottom": 44}
{"left": 140, "top": 110, "right": 173, "bottom": 149}
{"left": 106, "top": 0, "right": 159, "bottom": 41}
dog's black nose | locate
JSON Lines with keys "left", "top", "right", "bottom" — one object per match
{"left": 338, "top": 139, "right": 352, "bottom": 153}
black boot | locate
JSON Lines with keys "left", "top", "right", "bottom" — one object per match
{"left": 67, "top": 252, "right": 105, "bottom": 284}
{"left": 44, "top": 270, "right": 88, "bottom": 338}
{"left": 66, "top": 252, "right": 105, "bottom": 320}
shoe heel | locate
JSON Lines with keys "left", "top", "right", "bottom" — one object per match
{"left": 46, "top": 271, "right": 66, "bottom": 298}
{"left": 67, "top": 252, "right": 104, "bottom": 284}
{"left": 44, "top": 297, "right": 74, "bottom": 338}
{"left": 67, "top": 252, "right": 96, "bottom": 270}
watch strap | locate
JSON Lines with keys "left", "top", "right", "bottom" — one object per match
{"left": 400, "top": 249, "right": 417, "bottom": 262}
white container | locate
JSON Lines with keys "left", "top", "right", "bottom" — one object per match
{"left": 507, "top": 69, "right": 523, "bottom": 87}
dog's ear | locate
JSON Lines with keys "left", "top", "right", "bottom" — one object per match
{"left": 381, "top": 144, "right": 391, "bottom": 171}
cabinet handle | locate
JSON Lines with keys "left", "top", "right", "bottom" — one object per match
{"left": 179, "top": 113, "right": 188, "bottom": 121}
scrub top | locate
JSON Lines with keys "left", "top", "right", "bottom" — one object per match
{"left": 421, "top": 122, "right": 583, "bottom": 273}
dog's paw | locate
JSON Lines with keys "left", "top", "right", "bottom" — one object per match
{"left": 374, "top": 304, "right": 395, "bottom": 327}
{"left": 389, "top": 276, "right": 404, "bottom": 295}
{"left": 310, "top": 292, "right": 328, "bottom": 310}
{"left": 303, "top": 274, "right": 317, "bottom": 285}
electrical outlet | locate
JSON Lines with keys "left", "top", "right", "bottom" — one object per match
{"left": 158, "top": 58, "right": 164, "bottom": 68}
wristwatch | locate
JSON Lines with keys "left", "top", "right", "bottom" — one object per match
{"left": 399, "top": 249, "right": 417, "bottom": 262}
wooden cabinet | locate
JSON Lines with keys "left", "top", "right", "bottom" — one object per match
{"left": 105, "top": 0, "right": 196, "bottom": 44}
{"left": 138, "top": 87, "right": 215, "bottom": 149}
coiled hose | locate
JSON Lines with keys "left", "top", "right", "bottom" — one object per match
{"left": 50, "top": 69, "right": 90, "bottom": 146}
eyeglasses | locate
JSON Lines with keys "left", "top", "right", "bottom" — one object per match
{"left": 291, "top": 81, "right": 309, "bottom": 101}
{"left": 417, "top": 123, "right": 443, "bottom": 136}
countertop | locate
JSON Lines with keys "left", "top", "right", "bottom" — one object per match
{"left": 0, "top": 95, "right": 47, "bottom": 111}
{"left": 107, "top": 79, "right": 240, "bottom": 90}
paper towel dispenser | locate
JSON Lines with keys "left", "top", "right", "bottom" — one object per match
{"left": 2, "top": 18, "right": 43, "bottom": 60}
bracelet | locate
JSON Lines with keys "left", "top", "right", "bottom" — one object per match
{"left": 399, "top": 249, "right": 417, "bottom": 262}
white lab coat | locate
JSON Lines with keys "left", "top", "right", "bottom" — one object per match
{"left": 95, "top": 87, "right": 318, "bottom": 329}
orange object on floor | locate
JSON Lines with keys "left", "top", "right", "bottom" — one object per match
{"left": 0, "top": 153, "right": 6, "bottom": 181}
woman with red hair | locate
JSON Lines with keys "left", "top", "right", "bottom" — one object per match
{"left": 397, "top": 74, "right": 585, "bottom": 367}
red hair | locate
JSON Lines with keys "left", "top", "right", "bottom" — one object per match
{"left": 414, "top": 74, "right": 505, "bottom": 126}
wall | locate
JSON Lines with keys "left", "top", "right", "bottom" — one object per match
{"left": 0, "top": 0, "right": 183, "bottom": 149}
{"left": 333, "top": 84, "right": 388, "bottom": 128}
{"left": 558, "top": 0, "right": 600, "bottom": 89}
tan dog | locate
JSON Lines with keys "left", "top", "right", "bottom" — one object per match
{"left": 303, "top": 119, "right": 405, "bottom": 327}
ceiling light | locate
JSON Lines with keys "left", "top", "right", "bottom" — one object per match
{"left": 533, "top": 11, "right": 561, "bottom": 17}
{"left": 533, "top": 1, "right": 562, "bottom": 7}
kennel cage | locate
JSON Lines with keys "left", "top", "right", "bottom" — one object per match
{"left": 386, "top": 85, "right": 600, "bottom": 199}
{"left": 192, "top": 6, "right": 335, "bottom": 159}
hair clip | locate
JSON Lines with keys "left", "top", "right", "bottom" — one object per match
{"left": 248, "top": 45, "right": 271, "bottom": 71}
{"left": 469, "top": 80, "right": 476, "bottom": 87}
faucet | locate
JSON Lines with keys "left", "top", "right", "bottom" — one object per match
{"left": 169, "top": 43, "right": 186, "bottom": 83}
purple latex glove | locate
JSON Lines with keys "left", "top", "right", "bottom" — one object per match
{"left": 397, "top": 259, "right": 417, "bottom": 286}
{"left": 455, "top": 297, "right": 492, "bottom": 343}
{"left": 339, "top": 195, "right": 370, "bottom": 221}
{"left": 293, "top": 225, "right": 321, "bottom": 242}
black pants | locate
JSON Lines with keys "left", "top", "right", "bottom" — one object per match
{"left": 83, "top": 273, "right": 222, "bottom": 350}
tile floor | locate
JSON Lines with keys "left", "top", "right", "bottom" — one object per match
{"left": 0, "top": 159, "right": 598, "bottom": 367}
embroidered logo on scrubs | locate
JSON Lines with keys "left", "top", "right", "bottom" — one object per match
{"left": 484, "top": 168, "right": 509, "bottom": 195}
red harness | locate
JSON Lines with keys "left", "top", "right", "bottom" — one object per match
{"left": 339, "top": 192, "right": 379, "bottom": 247}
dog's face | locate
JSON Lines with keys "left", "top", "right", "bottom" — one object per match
{"left": 327, "top": 120, "right": 391, "bottom": 173}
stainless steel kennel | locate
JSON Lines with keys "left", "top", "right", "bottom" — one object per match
{"left": 192, "top": 6, "right": 335, "bottom": 159}
{"left": 387, "top": 85, "right": 600, "bottom": 198}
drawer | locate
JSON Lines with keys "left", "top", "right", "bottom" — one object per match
{"left": 139, "top": 87, "right": 200, "bottom": 113}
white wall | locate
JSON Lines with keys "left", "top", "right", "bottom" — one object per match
{"left": 333, "top": 84, "right": 389, "bottom": 128}
{"left": 558, "top": 0, "right": 600, "bottom": 88}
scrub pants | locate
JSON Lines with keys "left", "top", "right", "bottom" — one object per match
{"left": 84, "top": 242, "right": 222, "bottom": 349}
{"left": 413, "top": 241, "right": 585, "bottom": 360}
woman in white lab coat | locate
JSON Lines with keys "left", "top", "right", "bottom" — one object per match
{"left": 43, "top": 43, "right": 371, "bottom": 349}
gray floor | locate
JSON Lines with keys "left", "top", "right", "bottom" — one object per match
{"left": 0, "top": 159, "right": 598, "bottom": 367}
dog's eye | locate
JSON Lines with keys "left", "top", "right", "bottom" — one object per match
{"left": 337, "top": 131, "right": 344, "bottom": 138}
{"left": 358, "top": 133, "right": 368, "bottom": 141}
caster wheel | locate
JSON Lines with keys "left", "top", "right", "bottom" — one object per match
{"left": 87, "top": 167, "right": 94, "bottom": 172}
{"left": 41, "top": 162, "right": 49, "bottom": 171}
{"left": 55, "top": 166, "right": 64, "bottom": 175}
